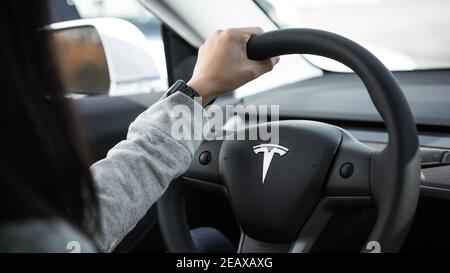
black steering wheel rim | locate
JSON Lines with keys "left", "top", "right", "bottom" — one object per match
{"left": 158, "top": 28, "right": 420, "bottom": 253}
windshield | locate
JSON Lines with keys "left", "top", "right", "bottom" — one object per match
{"left": 256, "top": 0, "right": 450, "bottom": 72}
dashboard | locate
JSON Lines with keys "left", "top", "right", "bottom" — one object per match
{"left": 242, "top": 69, "right": 450, "bottom": 127}
{"left": 349, "top": 129, "right": 450, "bottom": 200}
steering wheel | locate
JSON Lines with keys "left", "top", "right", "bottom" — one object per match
{"left": 157, "top": 29, "right": 420, "bottom": 253}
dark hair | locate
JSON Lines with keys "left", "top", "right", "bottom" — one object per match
{"left": 0, "top": 1, "right": 99, "bottom": 236}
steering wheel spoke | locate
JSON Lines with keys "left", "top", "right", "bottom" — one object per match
{"left": 291, "top": 196, "right": 372, "bottom": 253}
{"left": 183, "top": 139, "right": 224, "bottom": 190}
{"left": 237, "top": 196, "right": 372, "bottom": 253}
{"left": 238, "top": 232, "right": 292, "bottom": 253}
{"left": 324, "top": 130, "right": 375, "bottom": 197}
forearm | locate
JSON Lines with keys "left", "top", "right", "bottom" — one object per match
{"left": 90, "top": 92, "right": 209, "bottom": 252}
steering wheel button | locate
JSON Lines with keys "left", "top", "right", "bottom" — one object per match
{"left": 199, "top": 151, "right": 212, "bottom": 165}
{"left": 340, "top": 163, "right": 354, "bottom": 179}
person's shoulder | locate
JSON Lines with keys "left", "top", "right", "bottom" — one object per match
{"left": 0, "top": 219, "right": 96, "bottom": 253}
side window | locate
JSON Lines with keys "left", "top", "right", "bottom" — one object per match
{"left": 50, "top": 0, "right": 168, "bottom": 96}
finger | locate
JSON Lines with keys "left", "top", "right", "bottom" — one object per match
{"left": 248, "top": 56, "right": 279, "bottom": 68}
{"left": 271, "top": 56, "right": 280, "bottom": 65}
{"left": 236, "top": 26, "right": 264, "bottom": 36}
{"left": 261, "top": 59, "right": 276, "bottom": 72}
{"left": 251, "top": 59, "right": 275, "bottom": 78}
{"left": 242, "top": 34, "right": 252, "bottom": 45}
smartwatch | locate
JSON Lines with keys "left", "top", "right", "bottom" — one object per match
{"left": 166, "top": 80, "right": 215, "bottom": 106}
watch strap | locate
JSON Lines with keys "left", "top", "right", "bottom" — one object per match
{"left": 167, "top": 80, "right": 216, "bottom": 106}
{"left": 167, "top": 80, "right": 199, "bottom": 99}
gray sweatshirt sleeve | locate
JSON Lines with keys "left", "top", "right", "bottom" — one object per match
{"left": 90, "top": 92, "right": 209, "bottom": 252}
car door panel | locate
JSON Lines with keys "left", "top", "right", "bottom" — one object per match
{"left": 74, "top": 93, "right": 162, "bottom": 162}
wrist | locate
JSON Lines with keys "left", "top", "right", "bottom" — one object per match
{"left": 187, "top": 78, "right": 216, "bottom": 106}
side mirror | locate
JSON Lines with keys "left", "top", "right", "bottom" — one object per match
{"left": 50, "top": 18, "right": 164, "bottom": 96}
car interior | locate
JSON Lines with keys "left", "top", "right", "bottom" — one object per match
{"left": 50, "top": 0, "right": 450, "bottom": 253}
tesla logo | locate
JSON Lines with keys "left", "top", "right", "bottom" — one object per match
{"left": 253, "top": 144, "right": 289, "bottom": 184}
